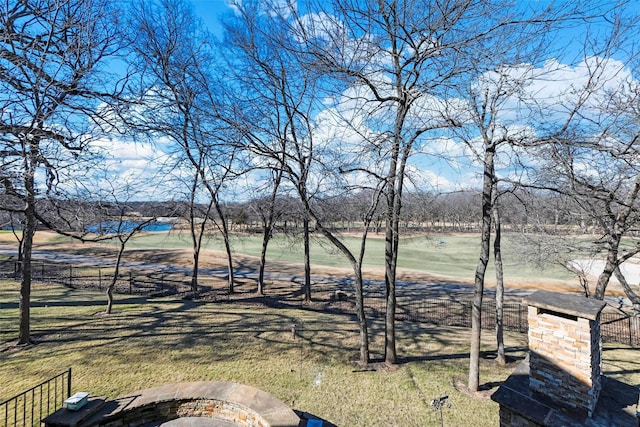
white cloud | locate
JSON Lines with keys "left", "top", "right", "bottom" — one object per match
{"left": 294, "top": 12, "right": 341, "bottom": 43}
{"left": 492, "top": 56, "right": 637, "bottom": 129}
{"left": 70, "top": 136, "right": 175, "bottom": 200}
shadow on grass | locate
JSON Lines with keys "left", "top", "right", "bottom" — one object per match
{"left": 602, "top": 345, "right": 640, "bottom": 386}
{"left": 398, "top": 346, "right": 528, "bottom": 364}
{"left": 1, "top": 297, "right": 148, "bottom": 309}
{"left": 15, "top": 285, "right": 362, "bottom": 368}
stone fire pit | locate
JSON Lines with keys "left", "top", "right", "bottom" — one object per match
{"left": 42, "top": 381, "right": 301, "bottom": 427}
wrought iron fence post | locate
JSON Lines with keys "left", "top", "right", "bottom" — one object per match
{"left": 67, "top": 367, "right": 72, "bottom": 399}
{"left": 0, "top": 369, "right": 72, "bottom": 427}
{"left": 518, "top": 304, "right": 523, "bottom": 333}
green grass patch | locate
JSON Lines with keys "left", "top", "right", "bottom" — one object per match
{"left": 2, "top": 281, "right": 638, "bottom": 426}
{"left": 108, "top": 231, "right": 574, "bottom": 282}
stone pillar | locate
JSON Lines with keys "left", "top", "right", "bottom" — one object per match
{"left": 525, "top": 291, "right": 606, "bottom": 417}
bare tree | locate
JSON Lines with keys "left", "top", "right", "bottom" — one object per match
{"left": 303, "top": 0, "right": 580, "bottom": 367}
{"left": 219, "top": 0, "right": 385, "bottom": 362}
{"left": 301, "top": 0, "right": 466, "bottom": 364}
{"left": 492, "top": 183, "right": 506, "bottom": 365}
{"left": 92, "top": 187, "right": 157, "bottom": 314}
{"left": 180, "top": 165, "right": 215, "bottom": 293}
{"left": 125, "top": 0, "right": 242, "bottom": 293}
{"left": 455, "top": 66, "right": 539, "bottom": 390}
{"left": 219, "top": 0, "right": 326, "bottom": 303}
{"left": 532, "top": 16, "right": 640, "bottom": 303}
{"left": 445, "top": 0, "right": 600, "bottom": 390}
{"left": 246, "top": 169, "right": 285, "bottom": 295}
{"left": 0, "top": 0, "right": 124, "bottom": 344}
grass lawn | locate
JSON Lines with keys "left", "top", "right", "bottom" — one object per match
{"left": 2, "top": 280, "right": 639, "bottom": 426}
{"left": 35, "top": 229, "right": 575, "bottom": 285}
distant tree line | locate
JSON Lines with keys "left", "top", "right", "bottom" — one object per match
{"left": 0, "top": 188, "right": 609, "bottom": 236}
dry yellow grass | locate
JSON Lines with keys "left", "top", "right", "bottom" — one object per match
{"left": 2, "top": 278, "right": 639, "bottom": 427}
{"left": 1, "top": 230, "right": 638, "bottom": 426}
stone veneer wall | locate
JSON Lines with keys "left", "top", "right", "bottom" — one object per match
{"left": 527, "top": 306, "right": 602, "bottom": 417}
{"left": 177, "top": 399, "right": 265, "bottom": 426}
{"left": 94, "top": 399, "right": 269, "bottom": 427}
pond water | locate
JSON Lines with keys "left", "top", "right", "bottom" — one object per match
{"left": 85, "top": 220, "right": 173, "bottom": 234}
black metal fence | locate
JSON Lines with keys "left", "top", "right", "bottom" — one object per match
{"left": 0, "top": 368, "right": 71, "bottom": 427}
{"left": 385, "top": 297, "right": 640, "bottom": 347}
{"left": 0, "top": 259, "right": 194, "bottom": 297}
{"left": 353, "top": 286, "right": 639, "bottom": 346}
{"left": 1, "top": 259, "right": 638, "bottom": 346}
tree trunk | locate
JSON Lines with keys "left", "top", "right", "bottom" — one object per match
{"left": 383, "top": 133, "right": 403, "bottom": 365}
{"left": 106, "top": 282, "right": 115, "bottom": 315}
{"left": 257, "top": 224, "right": 270, "bottom": 295}
{"left": 106, "top": 244, "right": 126, "bottom": 315}
{"left": 384, "top": 189, "right": 398, "bottom": 365}
{"left": 303, "top": 216, "right": 311, "bottom": 303}
{"left": 191, "top": 250, "right": 200, "bottom": 293}
{"left": 300, "top": 188, "right": 373, "bottom": 364}
{"left": 257, "top": 168, "right": 282, "bottom": 296}
{"left": 191, "top": 198, "right": 214, "bottom": 293}
{"left": 594, "top": 232, "right": 622, "bottom": 299}
{"left": 314, "top": 221, "right": 370, "bottom": 364}
{"left": 223, "top": 234, "right": 234, "bottom": 294}
{"left": 18, "top": 162, "right": 36, "bottom": 345}
{"left": 214, "top": 199, "right": 235, "bottom": 293}
{"left": 469, "top": 149, "right": 494, "bottom": 391}
{"left": 189, "top": 173, "right": 200, "bottom": 293}
{"left": 613, "top": 267, "right": 640, "bottom": 308}
{"left": 354, "top": 267, "right": 370, "bottom": 364}
{"left": 188, "top": 178, "right": 207, "bottom": 293}
{"left": 492, "top": 186, "right": 505, "bottom": 366}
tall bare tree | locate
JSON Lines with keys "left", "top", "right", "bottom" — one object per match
{"left": 303, "top": 0, "right": 578, "bottom": 366}
{"left": 455, "top": 65, "right": 541, "bottom": 390}
{"left": 301, "top": 0, "right": 460, "bottom": 364}
{"left": 93, "top": 186, "right": 157, "bottom": 314}
{"left": 220, "top": 0, "right": 325, "bottom": 303}
{"left": 529, "top": 7, "right": 640, "bottom": 306}
{"left": 445, "top": 0, "right": 600, "bottom": 390}
{"left": 126, "top": 0, "right": 242, "bottom": 293}
{"left": 247, "top": 169, "right": 285, "bottom": 295}
{"left": 220, "top": 0, "right": 385, "bottom": 363}
{"left": 492, "top": 183, "right": 506, "bottom": 365}
{"left": 0, "top": 0, "right": 124, "bottom": 344}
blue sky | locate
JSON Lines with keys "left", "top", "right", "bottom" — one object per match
{"left": 89, "top": 0, "right": 640, "bottom": 201}
{"left": 190, "top": 0, "right": 232, "bottom": 37}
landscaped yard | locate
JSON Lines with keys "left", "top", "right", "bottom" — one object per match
{"left": 1, "top": 279, "right": 639, "bottom": 426}
{"left": 1, "top": 230, "right": 638, "bottom": 425}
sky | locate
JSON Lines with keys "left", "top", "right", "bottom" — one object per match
{"left": 93, "top": 0, "right": 639, "bottom": 202}
{"left": 87, "top": 0, "right": 235, "bottom": 201}
{"left": 190, "top": 0, "right": 233, "bottom": 36}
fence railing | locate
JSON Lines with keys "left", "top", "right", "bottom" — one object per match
{"left": 0, "top": 368, "right": 71, "bottom": 427}
{"left": 364, "top": 294, "right": 639, "bottom": 346}
{"left": 1, "top": 259, "right": 638, "bottom": 346}
{"left": 0, "top": 259, "right": 194, "bottom": 297}
{"left": 399, "top": 298, "right": 638, "bottom": 346}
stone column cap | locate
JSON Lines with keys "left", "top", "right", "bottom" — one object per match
{"left": 524, "top": 290, "right": 606, "bottom": 320}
